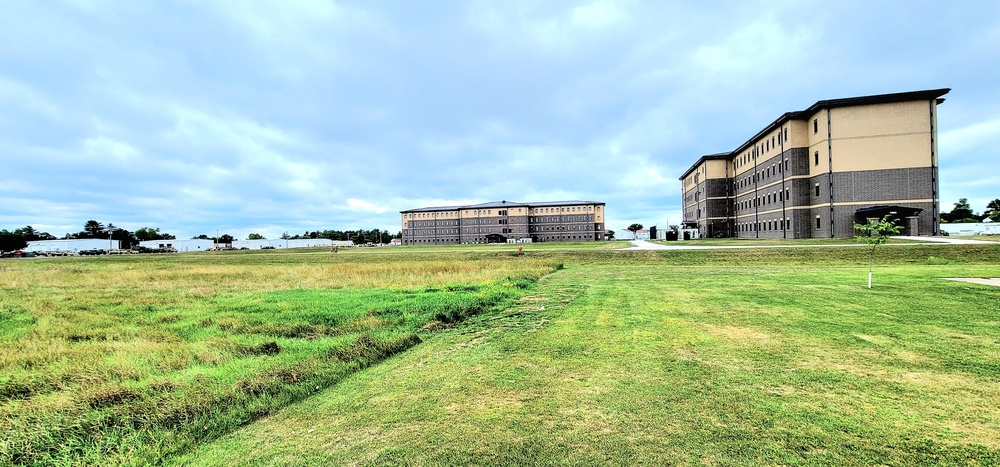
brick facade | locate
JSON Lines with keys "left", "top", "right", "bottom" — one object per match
{"left": 401, "top": 200, "right": 606, "bottom": 245}
{"left": 680, "top": 89, "right": 949, "bottom": 238}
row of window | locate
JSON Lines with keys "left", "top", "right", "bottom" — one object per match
{"left": 405, "top": 234, "right": 598, "bottom": 244}
{"left": 531, "top": 225, "right": 594, "bottom": 232}
{"left": 407, "top": 205, "right": 598, "bottom": 220}
{"left": 736, "top": 159, "right": 790, "bottom": 190}
{"left": 410, "top": 229, "right": 460, "bottom": 235}
{"left": 407, "top": 238, "right": 462, "bottom": 243}
{"left": 734, "top": 127, "right": 790, "bottom": 170}
{"left": 737, "top": 188, "right": 791, "bottom": 211}
{"left": 738, "top": 218, "right": 792, "bottom": 232}
{"left": 411, "top": 220, "right": 459, "bottom": 227}
{"left": 736, "top": 215, "right": 824, "bottom": 232}
{"left": 531, "top": 215, "right": 594, "bottom": 223}
{"left": 409, "top": 226, "right": 530, "bottom": 236}
{"left": 537, "top": 235, "right": 596, "bottom": 242}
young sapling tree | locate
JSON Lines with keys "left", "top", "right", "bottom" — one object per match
{"left": 854, "top": 215, "right": 902, "bottom": 288}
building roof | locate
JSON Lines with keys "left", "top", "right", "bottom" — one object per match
{"left": 678, "top": 152, "right": 732, "bottom": 180}
{"left": 401, "top": 200, "right": 605, "bottom": 214}
{"left": 679, "top": 88, "right": 951, "bottom": 180}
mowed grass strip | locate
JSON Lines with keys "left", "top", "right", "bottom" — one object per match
{"left": 0, "top": 249, "right": 561, "bottom": 465}
{"left": 184, "top": 246, "right": 1000, "bottom": 465}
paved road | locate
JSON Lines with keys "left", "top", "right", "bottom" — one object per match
{"left": 623, "top": 236, "right": 997, "bottom": 250}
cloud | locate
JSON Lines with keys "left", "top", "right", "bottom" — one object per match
{"left": 345, "top": 198, "right": 389, "bottom": 214}
{"left": 1, "top": 1, "right": 998, "bottom": 240}
{"left": 468, "top": 0, "right": 631, "bottom": 51}
{"left": 939, "top": 117, "right": 1000, "bottom": 156}
{"left": 82, "top": 136, "right": 139, "bottom": 161}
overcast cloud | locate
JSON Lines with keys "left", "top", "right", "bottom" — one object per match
{"left": 1, "top": 0, "right": 998, "bottom": 239}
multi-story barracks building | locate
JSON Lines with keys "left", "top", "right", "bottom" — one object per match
{"left": 400, "top": 200, "right": 606, "bottom": 245}
{"left": 680, "top": 88, "right": 949, "bottom": 239}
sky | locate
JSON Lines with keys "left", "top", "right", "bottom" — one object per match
{"left": 1, "top": 0, "right": 998, "bottom": 240}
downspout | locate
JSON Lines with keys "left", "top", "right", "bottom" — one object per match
{"left": 726, "top": 157, "right": 733, "bottom": 237}
{"left": 753, "top": 146, "right": 759, "bottom": 238}
{"left": 827, "top": 108, "right": 835, "bottom": 238}
{"left": 780, "top": 125, "right": 787, "bottom": 238}
{"left": 930, "top": 99, "right": 939, "bottom": 235}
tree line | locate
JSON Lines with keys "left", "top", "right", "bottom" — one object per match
{"left": 1, "top": 221, "right": 402, "bottom": 251}
{"left": 941, "top": 198, "right": 1000, "bottom": 223}
{"left": 0, "top": 220, "right": 177, "bottom": 252}
{"left": 189, "top": 229, "right": 400, "bottom": 245}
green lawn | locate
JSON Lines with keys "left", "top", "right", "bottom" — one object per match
{"left": 183, "top": 245, "right": 1000, "bottom": 465}
{"left": 3, "top": 244, "right": 999, "bottom": 465}
{"left": 947, "top": 235, "right": 1000, "bottom": 243}
{"left": 0, "top": 249, "right": 561, "bottom": 465}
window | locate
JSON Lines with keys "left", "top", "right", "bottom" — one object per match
{"left": 814, "top": 151, "right": 819, "bottom": 166}
{"left": 784, "top": 159, "right": 789, "bottom": 171}
{"left": 815, "top": 183, "right": 820, "bottom": 197}
{"left": 816, "top": 216, "right": 822, "bottom": 229}
{"left": 814, "top": 119, "right": 818, "bottom": 134}
{"left": 784, "top": 127, "right": 788, "bottom": 141}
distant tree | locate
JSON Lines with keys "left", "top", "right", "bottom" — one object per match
{"left": 218, "top": 234, "right": 235, "bottom": 244}
{"left": 193, "top": 234, "right": 211, "bottom": 240}
{"left": 16, "top": 225, "right": 37, "bottom": 238}
{"left": 280, "top": 232, "right": 291, "bottom": 240}
{"left": 83, "top": 220, "right": 104, "bottom": 238}
{"left": 134, "top": 227, "right": 159, "bottom": 242}
{"left": 106, "top": 224, "right": 135, "bottom": 249}
{"left": 985, "top": 199, "right": 1000, "bottom": 223}
{"left": 854, "top": 215, "right": 902, "bottom": 289}
{"left": 134, "top": 227, "right": 174, "bottom": 242}
{"left": 393, "top": 231, "right": 402, "bottom": 239}
{"left": 605, "top": 230, "right": 615, "bottom": 240}
{"left": 10, "top": 226, "right": 55, "bottom": 242}
{"left": 0, "top": 229, "right": 27, "bottom": 251}
{"left": 941, "top": 198, "right": 978, "bottom": 223}
{"left": 627, "top": 223, "right": 644, "bottom": 239}
{"left": 247, "top": 233, "right": 265, "bottom": 240}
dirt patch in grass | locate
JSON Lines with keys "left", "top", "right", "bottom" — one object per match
{"left": 942, "top": 277, "right": 1000, "bottom": 287}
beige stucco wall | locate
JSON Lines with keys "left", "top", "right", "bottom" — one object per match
{"left": 705, "top": 159, "right": 728, "bottom": 179}
{"left": 807, "top": 100, "right": 935, "bottom": 174}
{"left": 787, "top": 120, "right": 809, "bottom": 148}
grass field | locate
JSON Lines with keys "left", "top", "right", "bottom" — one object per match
{"left": 3, "top": 243, "right": 1000, "bottom": 465}
{"left": 947, "top": 235, "right": 1000, "bottom": 243}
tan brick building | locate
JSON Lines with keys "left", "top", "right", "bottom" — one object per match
{"left": 680, "top": 89, "right": 949, "bottom": 238}
{"left": 400, "top": 200, "right": 606, "bottom": 245}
